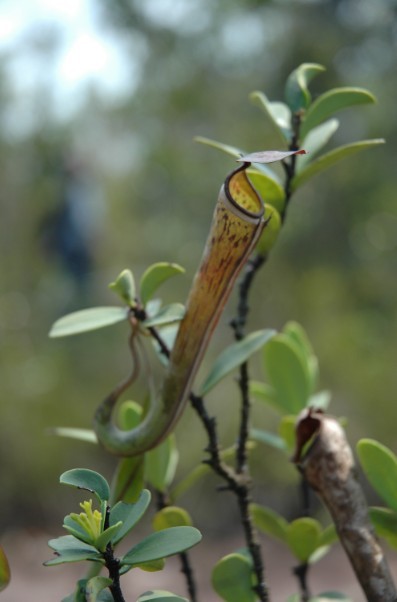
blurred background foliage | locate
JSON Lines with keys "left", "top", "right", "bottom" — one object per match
{"left": 1, "top": 0, "right": 397, "bottom": 532}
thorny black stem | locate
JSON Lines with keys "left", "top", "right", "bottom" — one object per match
{"left": 102, "top": 506, "right": 126, "bottom": 602}
{"left": 156, "top": 490, "right": 198, "bottom": 602}
{"left": 293, "top": 563, "right": 311, "bottom": 602}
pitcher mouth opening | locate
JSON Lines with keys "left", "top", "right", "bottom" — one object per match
{"left": 224, "top": 162, "right": 264, "bottom": 220}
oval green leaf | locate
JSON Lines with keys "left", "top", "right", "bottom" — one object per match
{"left": 143, "top": 303, "right": 185, "bottom": 328}
{"left": 246, "top": 170, "right": 286, "bottom": 213}
{"left": 86, "top": 576, "right": 112, "bottom": 602}
{"left": 199, "top": 329, "right": 276, "bottom": 396}
{"left": 292, "top": 139, "right": 385, "bottom": 191}
{"left": 369, "top": 507, "right": 397, "bottom": 549}
{"left": 140, "top": 263, "right": 185, "bottom": 306}
{"left": 282, "top": 321, "right": 319, "bottom": 391}
{"left": 153, "top": 507, "right": 193, "bottom": 531}
{"left": 49, "top": 307, "right": 128, "bottom": 338}
{"left": 212, "top": 553, "right": 256, "bottom": 602}
{"left": 301, "top": 87, "right": 376, "bottom": 138}
{"left": 286, "top": 518, "right": 322, "bottom": 563}
{"left": 255, "top": 205, "right": 282, "bottom": 255}
{"left": 357, "top": 439, "right": 397, "bottom": 512}
{"left": 285, "top": 63, "right": 325, "bottom": 112}
{"left": 121, "top": 526, "right": 202, "bottom": 566}
{"left": 109, "top": 489, "right": 151, "bottom": 545}
{"left": 263, "top": 335, "right": 313, "bottom": 413}
{"left": 145, "top": 435, "right": 179, "bottom": 493}
{"left": 60, "top": 469, "right": 110, "bottom": 503}
{"left": 278, "top": 415, "right": 297, "bottom": 452}
{"left": 108, "top": 269, "right": 136, "bottom": 306}
{"left": 0, "top": 546, "right": 10, "bottom": 591}
{"left": 250, "top": 504, "right": 288, "bottom": 542}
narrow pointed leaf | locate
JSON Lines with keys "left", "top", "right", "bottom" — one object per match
{"left": 49, "top": 307, "right": 128, "bottom": 338}
{"left": 145, "top": 435, "right": 179, "bottom": 493}
{"left": 63, "top": 515, "right": 94, "bottom": 545}
{"left": 292, "top": 139, "right": 385, "bottom": 190}
{"left": 110, "top": 489, "right": 151, "bottom": 545}
{"left": 246, "top": 170, "right": 286, "bottom": 213}
{"left": 199, "top": 329, "right": 276, "bottom": 396}
{"left": 0, "top": 546, "right": 10, "bottom": 591}
{"left": 249, "top": 381, "right": 282, "bottom": 413}
{"left": 137, "top": 591, "right": 188, "bottom": 602}
{"left": 212, "top": 553, "right": 256, "bottom": 602}
{"left": 249, "top": 428, "right": 287, "bottom": 451}
{"left": 297, "top": 119, "right": 339, "bottom": 169}
{"left": 357, "top": 439, "right": 397, "bottom": 512}
{"left": 301, "top": 87, "right": 376, "bottom": 138}
{"left": 45, "top": 536, "right": 102, "bottom": 566}
{"left": 108, "top": 269, "right": 136, "bottom": 306}
{"left": 140, "top": 263, "right": 185, "bottom": 306}
{"left": 86, "top": 576, "right": 112, "bottom": 602}
{"left": 52, "top": 428, "right": 98, "bottom": 444}
{"left": 60, "top": 469, "right": 110, "bottom": 503}
{"left": 278, "top": 416, "right": 297, "bottom": 452}
{"left": 369, "top": 507, "right": 397, "bottom": 549}
{"left": 121, "top": 527, "right": 202, "bottom": 566}
{"left": 142, "top": 303, "right": 185, "bottom": 328}
{"left": 282, "top": 321, "right": 319, "bottom": 391}
{"left": 251, "top": 504, "right": 288, "bottom": 542}
{"left": 95, "top": 522, "right": 123, "bottom": 551}
{"left": 287, "top": 518, "right": 322, "bottom": 563}
{"left": 194, "top": 135, "right": 280, "bottom": 180}
{"left": 285, "top": 63, "right": 325, "bottom": 112}
{"left": 249, "top": 91, "right": 291, "bottom": 145}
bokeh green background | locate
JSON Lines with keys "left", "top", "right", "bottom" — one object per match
{"left": 1, "top": 0, "right": 396, "bottom": 533}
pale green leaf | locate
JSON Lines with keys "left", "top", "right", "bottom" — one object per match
{"left": 251, "top": 504, "right": 288, "bottom": 542}
{"left": 264, "top": 334, "right": 313, "bottom": 413}
{"left": 250, "top": 428, "right": 287, "bottom": 452}
{"left": 145, "top": 435, "right": 179, "bottom": 493}
{"left": 108, "top": 269, "right": 136, "bottom": 306}
{"left": 369, "top": 507, "right": 397, "bottom": 549}
{"left": 212, "top": 553, "right": 256, "bottom": 602}
{"left": 286, "top": 518, "right": 321, "bottom": 562}
{"left": 52, "top": 427, "right": 98, "bottom": 444}
{"left": 301, "top": 87, "right": 376, "bottom": 138}
{"left": 249, "top": 91, "right": 291, "bottom": 145}
{"left": 152, "top": 506, "right": 193, "bottom": 531}
{"left": 246, "top": 169, "right": 286, "bottom": 213}
{"left": 109, "top": 489, "right": 151, "bottom": 545}
{"left": 357, "top": 439, "right": 397, "bottom": 513}
{"left": 292, "top": 139, "right": 385, "bottom": 190}
{"left": 121, "top": 527, "right": 202, "bottom": 566}
{"left": 86, "top": 577, "right": 112, "bottom": 602}
{"left": 199, "top": 329, "right": 276, "bottom": 396}
{"left": 297, "top": 119, "right": 339, "bottom": 170}
{"left": 143, "top": 303, "right": 185, "bottom": 328}
{"left": 140, "top": 263, "right": 185, "bottom": 306}
{"left": 285, "top": 63, "right": 326, "bottom": 112}
{"left": 49, "top": 307, "right": 128, "bottom": 338}
{"left": 60, "top": 469, "right": 110, "bottom": 503}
